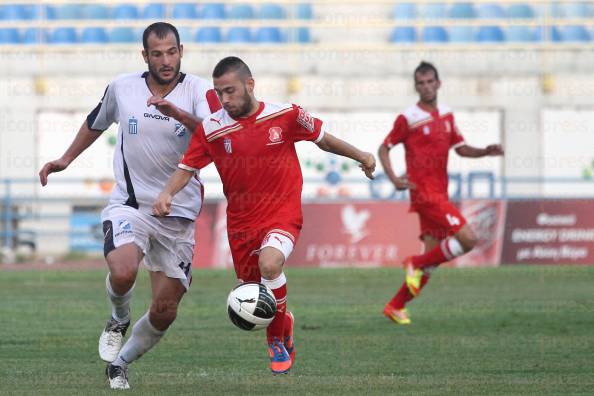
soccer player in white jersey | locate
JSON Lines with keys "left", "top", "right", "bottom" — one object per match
{"left": 38, "top": 22, "right": 220, "bottom": 390}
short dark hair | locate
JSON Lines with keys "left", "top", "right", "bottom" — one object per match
{"left": 414, "top": 61, "right": 439, "bottom": 82}
{"left": 212, "top": 56, "right": 252, "bottom": 79}
{"left": 142, "top": 22, "right": 180, "bottom": 50}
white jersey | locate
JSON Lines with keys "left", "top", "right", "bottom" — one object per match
{"left": 87, "top": 71, "right": 220, "bottom": 220}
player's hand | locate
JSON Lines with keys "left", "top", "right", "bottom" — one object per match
{"left": 153, "top": 192, "right": 173, "bottom": 217}
{"left": 359, "top": 152, "right": 376, "bottom": 180}
{"left": 147, "top": 95, "right": 180, "bottom": 119}
{"left": 394, "top": 175, "right": 415, "bottom": 191}
{"left": 39, "top": 158, "right": 70, "bottom": 186}
{"left": 485, "top": 144, "right": 504, "bottom": 156}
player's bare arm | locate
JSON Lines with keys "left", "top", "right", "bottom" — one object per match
{"left": 153, "top": 168, "right": 195, "bottom": 216}
{"left": 38, "top": 120, "right": 102, "bottom": 186}
{"left": 455, "top": 144, "right": 504, "bottom": 158}
{"left": 316, "top": 132, "right": 376, "bottom": 179}
{"left": 377, "top": 144, "right": 416, "bottom": 191}
{"left": 147, "top": 95, "right": 202, "bottom": 133}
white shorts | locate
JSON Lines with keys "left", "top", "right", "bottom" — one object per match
{"left": 101, "top": 204, "right": 194, "bottom": 290}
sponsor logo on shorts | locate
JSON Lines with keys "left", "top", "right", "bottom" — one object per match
{"left": 114, "top": 219, "right": 133, "bottom": 238}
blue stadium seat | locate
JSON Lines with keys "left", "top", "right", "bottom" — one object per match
{"left": 82, "top": 5, "right": 109, "bottom": 19}
{"left": 49, "top": 27, "right": 78, "bottom": 44}
{"left": 201, "top": 4, "right": 226, "bottom": 19}
{"left": 26, "top": 5, "right": 43, "bottom": 20}
{"left": 109, "top": 27, "right": 136, "bottom": 43}
{"left": 421, "top": 3, "right": 447, "bottom": 19}
{"left": 255, "top": 27, "right": 285, "bottom": 43}
{"left": 195, "top": 27, "right": 222, "bottom": 43}
{"left": 173, "top": 4, "right": 199, "bottom": 19}
{"left": 51, "top": 5, "right": 80, "bottom": 20}
{"left": 449, "top": 26, "right": 475, "bottom": 42}
{"left": 143, "top": 3, "right": 165, "bottom": 19}
{"left": 477, "top": 4, "right": 505, "bottom": 19}
{"left": 0, "top": 28, "right": 20, "bottom": 44}
{"left": 422, "top": 26, "right": 448, "bottom": 43}
{"left": 505, "top": 26, "right": 537, "bottom": 42}
{"left": 0, "top": 5, "right": 29, "bottom": 20}
{"left": 537, "top": 26, "right": 563, "bottom": 42}
{"left": 295, "top": 27, "right": 311, "bottom": 43}
{"left": 229, "top": 4, "right": 254, "bottom": 19}
{"left": 23, "top": 28, "right": 44, "bottom": 44}
{"left": 507, "top": 4, "right": 534, "bottom": 19}
{"left": 227, "top": 27, "right": 252, "bottom": 43}
{"left": 392, "top": 3, "right": 416, "bottom": 20}
{"left": 561, "top": 2, "right": 589, "bottom": 18}
{"left": 296, "top": 4, "right": 313, "bottom": 19}
{"left": 390, "top": 26, "right": 416, "bottom": 43}
{"left": 449, "top": 3, "right": 475, "bottom": 19}
{"left": 259, "top": 4, "right": 285, "bottom": 19}
{"left": 113, "top": 4, "right": 139, "bottom": 20}
{"left": 82, "top": 27, "right": 108, "bottom": 43}
{"left": 177, "top": 27, "right": 194, "bottom": 42}
{"left": 561, "top": 25, "right": 590, "bottom": 42}
{"left": 476, "top": 26, "right": 505, "bottom": 42}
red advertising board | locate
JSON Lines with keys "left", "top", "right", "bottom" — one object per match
{"left": 501, "top": 199, "right": 594, "bottom": 265}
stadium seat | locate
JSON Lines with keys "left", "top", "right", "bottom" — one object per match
{"left": 259, "top": 4, "right": 286, "bottom": 19}
{"left": 0, "top": 4, "right": 29, "bottom": 20}
{"left": 23, "top": 28, "right": 45, "bottom": 44}
{"left": 477, "top": 4, "right": 505, "bottom": 19}
{"left": 476, "top": 26, "right": 505, "bottom": 42}
{"left": 561, "top": 25, "right": 590, "bottom": 42}
{"left": 505, "top": 26, "right": 537, "bottom": 42}
{"left": 26, "top": 5, "right": 43, "bottom": 20}
{"left": 143, "top": 3, "right": 165, "bottom": 19}
{"left": 255, "top": 27, "right": 285, "bottom": 43}
{"left": 177, "top": 27, "right": 194, "bottom": 42}
{"left": 82, "top": 5, "right": 109, "bottom": 19}
{"left": 195, "top": 27, "right": 222, "bottom": 43}
{"left": 507, "top": 4, "right": 535, "bottom": 19}
{"left": 229, "top": 4, "right": 254, "bottom": 19}
{"left": 227, "top": 27, "right": 252, "bottom": 43}
{"left": 173, "top": 4, "right": 199, "bottom": 19}
{"left": 392, "top": 3, "right": 416, "bottom": 20}
{"left": 49, "top": 27, "right": 78, "bottom": 44}
{"left": 538, "top": 26, "right": 563, "bottom": 42}
{"left": 109, "top": 27, "right": 136, "bottom": 43}
{"left": 0, "top": 28, "right": 20, "bottom": 44}
{"left": 449, "top": 26, "right": 475, "bottom": 42}
{"left": 295, "top": 27, "right": 311, "bottom": 43}
{"left": 113, "top": 4, "right": 139, "bottom": 20}
{"left": 561, "top": 2, "right": 589, "bottom": 18}
{"left": 422, "top": 26, "right": 448, "bottom": 43}
{"left": 82, "top": 27, "right": 108, "bottom": 43}
{"left": 448, "top": 3, "right": 475, "bottom": 19}
{"left": 51, "top": 5, "right": 80, "bottom": 20}
{"left": 201, "top": 4, "right": 226, "bottom": 19}
{"left": 296, "top": 4, "right": 313, "bottom": 19}
{"left": 421, "top": 3, "right": 447, "bottom": 20}
{"left": 390, "top": 26, "right": 416, "bottom": 43}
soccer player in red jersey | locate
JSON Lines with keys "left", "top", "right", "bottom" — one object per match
{"left": 152, "top": 56, "right": 376, "bottom": 374}
{"left": 379, "top": 61, "right": 504, "bottom": 325}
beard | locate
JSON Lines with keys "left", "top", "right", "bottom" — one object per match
{"left": 225, "top": 88, "right": 254, "bottom": 118}
{"left": 147, "top": 59, "right": 181, "bottom": 85}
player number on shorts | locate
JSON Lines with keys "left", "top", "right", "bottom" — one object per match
{"left": 446, "top": 214, "right": 461, "bottom": 226}
{"left": 178, "top": 261, "right": 191, "bottom": 277}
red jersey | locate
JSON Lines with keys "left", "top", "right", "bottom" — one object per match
{"left": 180, "top": 102, "right": 324, "bottom": 232}
{"left": 383, "top": 102, "right": 465, "bottom": 209}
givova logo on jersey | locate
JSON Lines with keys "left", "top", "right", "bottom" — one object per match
{"left": 128, "top": 116, "right": 138, "bottom": 134}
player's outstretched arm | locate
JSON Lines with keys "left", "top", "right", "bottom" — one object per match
{"left": 147, "top": 95, "right": 202, "bottom": 133}
{"left": 38, "top": 120, "right": 102, "bottom": 186}
{"left": 378, "top": 144, "right": 414, "bottom": 191}
{"left": 153, "top": 168, "right": 195, "bottom": 216}
{"left": 316, "top": 132, "right": 376, "bottom": 179}
{"left": 455, "top": 144, "right": 504, "bottom": 158}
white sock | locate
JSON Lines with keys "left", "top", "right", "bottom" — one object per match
{"left": 105, "top": 273, "right": 134, "bottom": 323}
{"left": 440, "top": 237, "right": 465, "bottom": 260}
{"left": 113, "top": 312, "right": 165, "bottom": 368}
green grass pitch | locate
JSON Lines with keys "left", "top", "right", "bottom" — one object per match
{"left": 1, "top": 265, "right": 593, "bottom": 395}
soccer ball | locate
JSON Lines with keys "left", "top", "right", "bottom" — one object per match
{"left": 227, "top": 282, "right": 277, "bottom": 331}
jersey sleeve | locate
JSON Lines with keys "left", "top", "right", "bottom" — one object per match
{"left": 290, "top": 105, "right": 325, "bottom": 143}
{"left": 86, "top": 84, "right": 118, "bottom": 132}
{"left": 179, "top": 124, "right": 213, "bottom": 171}
{"left": 194, "top": 86, "right": 222, "bottom": 119}
{"left": 449, "top": 114, "right": 465, "bottom": 148}
{"left": 382, "top": 115, "right": 409, "bottom": 148}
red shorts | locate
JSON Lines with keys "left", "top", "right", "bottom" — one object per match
{"left": 414, "top": 200, "right": 466, "bottom": 241}
{"left": 227, "top": 223, "right": 301, "bottom": 282}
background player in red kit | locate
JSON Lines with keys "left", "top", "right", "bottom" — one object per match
{"left": 378, "top": 61, "right": 504, "bottom": 325}
{"left": 153, "top": 57, "right": 376, "bottom": 374}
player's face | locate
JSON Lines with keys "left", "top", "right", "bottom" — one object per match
{"left": 414, "top": 71, "right": 440, "bottom": 104}
{"left": 142, "top": 32, "right": 183, "bottom": 85}
{"left": 214, "top": 72, "right": 255, "bottom": 118}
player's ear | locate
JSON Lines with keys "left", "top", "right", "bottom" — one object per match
{"left": 179, "top": 44, "right": 184, "bottom": 58}
{"left": 141, "top": 49, "right": 149, "bottom": 64}
{"left": 246, "top": 77, "right": 255, "bottom": 93}
{"left": 436, "top": 80, "right": 441, "bottom": 90}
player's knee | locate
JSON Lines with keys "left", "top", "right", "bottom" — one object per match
{"left": 259, "top": 260, "right": 282, "bottom": 280}
{"left": 149, "top": 302, "right": 178, "bottom": 331}
{"left": 109, "top": 266, "right": 137, "bottom": 290}
{"left": 459, "top": 229, "right": 478, "bottom": 251}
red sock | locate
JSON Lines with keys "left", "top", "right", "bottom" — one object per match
{"left": 264, "top": 278, "right": 287, "bottom": 344}
{"left": 412, "top": 244, "right": 448, "bottom": 269}
{"left": 389, "top": 273, "right": 430, "bottom": 309}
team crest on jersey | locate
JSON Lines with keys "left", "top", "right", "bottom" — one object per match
{"left": 174, "top": 123, "right": 186, "bottom": 137}
{"left": 297, "top": 108, "right": 315, "bottom": 132}
{"left": 224, "top": 137, "right": 232, "bottom": 154}
{"left": 267, "top": 127, "right": 284, "bottom": 145}
{"left": 128, "top": 116, "right": 138, "bottom": 134}
{"left": 423, "top": 125, "right": 430, "bottom": 135}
